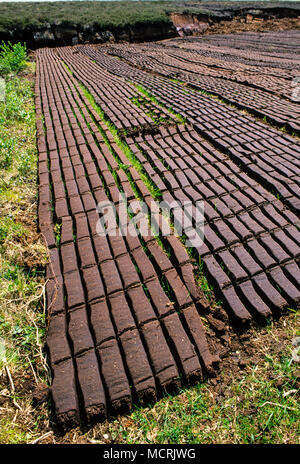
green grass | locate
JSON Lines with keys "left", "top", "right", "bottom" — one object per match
{"left": 0, "top": 61, "right": 47, "bottom": 371}
{"left": 0, "top": 50, "right": 49, "bottom": 444}
{"left": 0, "top": 217, "right": 29, "bottom": 244}
{"left": 0, "top": 71, "right": 37, "bottom": 178}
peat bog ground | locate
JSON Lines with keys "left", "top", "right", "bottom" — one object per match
{"left": 0, "top": 28, "right": 300, "bottom": 444}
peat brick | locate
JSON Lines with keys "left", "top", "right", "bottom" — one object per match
{"left": 100, "top": 260, "right": 123, "bottom": 295}
{"left": 90, "top": 299, "right": 115, "bottom": 346}
{"left": 116, "top": 254, "right": 140, "bottom": 289}
{"left": 253, "top": 273, "right": 287, "bottom": 310}
{"left": 109, "top": 291, "right": 136, "bottom": 334}
{"left": 163, "top": 312, "right": 202, "bottom": 384}
{"left": 97, "top": 340, "right": 132, "bottom": 414}
{"left": 47, "top": 313, "right": 71, "bottom": 364}
{"left": 119, "top": 329, "right": 156, "bottom": 405}
{"left": 77, "top": 237, "right": 96, "bottom": 268}
{"left": 68, "top": 306, "right": 94, "bottom": 355}
{"left": 82, "top": 266, "right": 105, "bottom": 302}
{"left": 238, "top": 280, "right": 272, "bottom": 318}
{"left": 64, "top": 270, "right": 85, "bottom": 309}
{"left": 61, "top": 242, "right": 78, "bottom": 274}
{"left": 75, "top": 350, "right": 106, "bottom": 422}
{"left": 141, "top": 320, "right": 180, "bottom": 393}
{"left": 51, "top": 358, "right": 80, "bottom": 427}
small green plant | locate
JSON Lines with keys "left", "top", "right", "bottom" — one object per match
{"left": 0, "top": 42, "right": 27, "bottom": 76}
{"left": 54, "top": 222, "right": 62, "bottom": 246}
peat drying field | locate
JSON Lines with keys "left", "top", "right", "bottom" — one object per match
{"left": 36, "top": 30, "right": 300, "bottom": 428}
